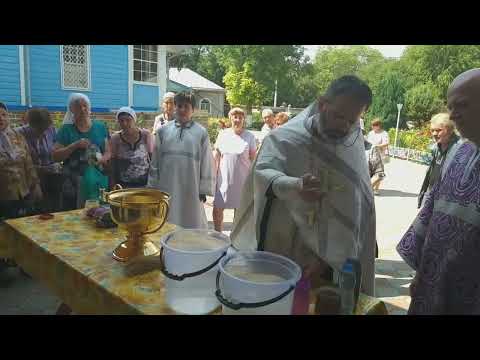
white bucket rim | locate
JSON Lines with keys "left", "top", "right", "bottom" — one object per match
{"left": 160, "top": 228, "right": 231, "bottom": 255}
{"left": 219, "top": 250, "right": 302, "bottom": 287}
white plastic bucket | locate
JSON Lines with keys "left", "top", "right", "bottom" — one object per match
{"left": 216, "top": 251, "right": 302, "bottom": 315}
{"left": 160, "top": 229, "right": 231, "bottom": 315}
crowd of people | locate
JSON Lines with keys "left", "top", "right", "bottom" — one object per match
{"left": 0, "top": 90, "right": 273, "bottom": 231}
{"left": 2, "top": 68, "right": 480, "bottom": 315}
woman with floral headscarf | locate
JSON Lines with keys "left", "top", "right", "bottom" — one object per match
{"left": 52, "top": 93, "right": 111, "bottom": 210}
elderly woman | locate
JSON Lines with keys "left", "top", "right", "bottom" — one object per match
{"left": 153, "top": 92, "right": 175, "bottom": 134}
{"left": 261, "top": 108, "right": 275, "bottom": 134}
{"left": 52, "top": 93, "right": 111, "bottom": 210}
{"left": 0, "top": 102, "right": 42, "bottom": 219}
{"left": 274, "top": 112, "right": 289, "bottom": 128}
{"left": 110, "top": 106, "right": 153, "bottom": 188}
{"left": 17, "top": 108, "right": 62, "bottom": 213}
{"left": 213, "top": 107, "right": 257, "bottom": 232}
{"left": 417, "top": 112, "right": 461, "bottom": 208}
{"left": 366, "top": 118, "right": 389, "bottom": 195}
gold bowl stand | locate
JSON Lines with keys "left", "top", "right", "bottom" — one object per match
{"left": 101, "top": 185, "right": 170, "bottom": 262}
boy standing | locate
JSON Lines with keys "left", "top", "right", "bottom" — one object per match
{"left": 148, "top": 92, "right": 214, "bottom": 229}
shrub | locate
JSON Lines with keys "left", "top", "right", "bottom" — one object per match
{"left": 207, "top": 117, "right": 230, "bottom": 145}
{"left": 136, "top": 113, "right": 148, "bottom": 129}
{"left": 388, "top": 124, "right": 432, "bottom": 152}
{"left": 248, "top": 112, "right": 263, "bottom": 131}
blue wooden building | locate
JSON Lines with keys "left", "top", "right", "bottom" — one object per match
{"left": 0, "top": 45, "right": 189, "bottom": 115}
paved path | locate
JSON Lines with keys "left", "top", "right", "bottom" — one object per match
{"left": 373, "top": 158, "right": 427, "bottom": 314}
{"left": 0, "top": 158, "right": 427, "bottom": 315}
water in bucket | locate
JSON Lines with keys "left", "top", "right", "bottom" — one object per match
{"left": 160, "top": 229, "right": 230, "bottom": 315}
{"left": 216, "top": 251, "right": 302, "bottom": 315}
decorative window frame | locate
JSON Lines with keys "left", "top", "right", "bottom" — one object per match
{"left": 199, "top": 98, "right": 212, "bottom": 113}
{"left": 60, "top": 45, "right": 91, "bottom": 91}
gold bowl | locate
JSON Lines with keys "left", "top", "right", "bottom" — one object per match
{"left": 101, "top": 185, "right": 170, "bottom": 262}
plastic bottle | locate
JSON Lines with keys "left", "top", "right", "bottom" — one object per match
{"left": 98, "top": 188, "right": 107, "bottom": 206}
{"left": 339, "top": 261, "right": 356, "bottom": 315}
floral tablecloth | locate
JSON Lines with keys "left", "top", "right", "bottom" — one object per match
{"left": 3, "top": 210, "right": 179, "bottom": 315}
{"left": 1, "top": 209, "right": 387, "bottom": 315}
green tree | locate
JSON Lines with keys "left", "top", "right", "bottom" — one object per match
{"left": 399, "top": 45, "right": 480, "bottom": 98}
{"left": 313, "top": 45, "right": 386, "bottom": 94}
{"left": 223, "top": 62, "right": 268, "bottom": 113}
{"left": 365, "top": 71, "right": 406, "bottom": 130}
{"left": 218, "top": 45, "right": 307, "bottom": 107}
{"left": 404, "top": 82, "right": 445, "bottom": 127}
{"left": 288, "top": 62, "right": 320, "bottom": 107}
{"left": 170, "top": 45, "right": 308, "bottom": 107}
{"left": 169, "top": 46, "right": 226, "bottom": 87}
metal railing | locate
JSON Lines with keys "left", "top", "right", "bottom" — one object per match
{"left": 388, "top": 146, "right": 432, "bottom": 165}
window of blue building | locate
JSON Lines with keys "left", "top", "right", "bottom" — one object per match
{"left": 133, "top": 45, "right": 158, "bottom": 84}
{"left": 61, "top": 45, "right": 91, "bottom": 90}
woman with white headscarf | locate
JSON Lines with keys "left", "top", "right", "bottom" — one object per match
{"left": 52, "top": 93, "right": 111, "bottom": 210}
{"left": 153, "top": 92, "right": 175, "bottom": 134}
{"left": 110, "top": 106, "right": 153, "bottom": 188}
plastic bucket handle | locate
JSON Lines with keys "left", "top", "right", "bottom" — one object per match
{"left": 159, "top": 246, "right": 227, "bottom": 281}
{"left": 214, "top": 270, "right": 295, "bottom": 310}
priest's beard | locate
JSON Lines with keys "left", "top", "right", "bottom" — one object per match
{"left": 325, "top": 128, "right": 348, "bottom": 140}
{"left": 319, "top": 111, "right": 351, "bottom": 140}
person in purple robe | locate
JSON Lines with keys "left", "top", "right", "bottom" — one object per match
{"left": 397, "top": 68, "right": 480, "bottom": 314}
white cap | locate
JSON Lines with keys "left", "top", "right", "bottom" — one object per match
{"left": 163, "top": 92, "right": 175, "bottom": 101}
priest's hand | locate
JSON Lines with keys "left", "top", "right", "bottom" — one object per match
{"left": 75, "top": 138, "right": 91, "bottom": 150}
{"left": 304, "top": 258, "right": 331, "bottom": 288}
{"left": 299, "top": 173, "right": 325, "bottom": 202}
{"left": 199, "top": 194, "right": 207, "bottom": 203}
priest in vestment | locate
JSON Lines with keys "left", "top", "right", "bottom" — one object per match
{"left": 231, "top": 76, "right": 376, "bottom": 296}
